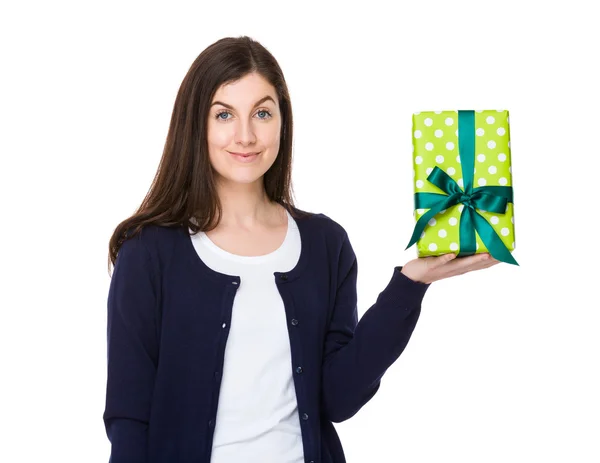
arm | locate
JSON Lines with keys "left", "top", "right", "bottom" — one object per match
{"left": 103, "top": 234, "right": 159, "bottom": 463}
{"left": 321, "top": 232, "right": 430, "bottom": 423}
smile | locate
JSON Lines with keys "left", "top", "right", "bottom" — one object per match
{"left": 229, "top": 151, "right": 260, "bottom": 163}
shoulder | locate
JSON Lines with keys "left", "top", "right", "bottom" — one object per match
{"left": 289, "top": 205, "right": 351, "bottom": 253}
{"left": 119, "top": 223, "right": 182, "bottom": 271}
{"left": 289, "top": 205, "right": 347, "bottom": 235}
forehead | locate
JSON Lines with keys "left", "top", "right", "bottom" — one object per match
{"left": 212, "top": 73, "right": 278, "bottom": 105}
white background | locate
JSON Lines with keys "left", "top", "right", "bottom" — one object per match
{"left": 1, "top": 0, "right": 598, "bottom": 462}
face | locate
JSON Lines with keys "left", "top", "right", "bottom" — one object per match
{"left": 207, "top": 72, "right": 281, "bottom": 187}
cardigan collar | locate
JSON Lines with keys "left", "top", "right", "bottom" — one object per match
{"left": 180, "top": 205, "right": 315, "bottom": 285}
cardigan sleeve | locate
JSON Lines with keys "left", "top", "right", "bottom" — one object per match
{"left": 320, "top": 231, "right": 431, "bottom": 423}
{"left": 103, "top": 233, "right": 159, "bottom": 463}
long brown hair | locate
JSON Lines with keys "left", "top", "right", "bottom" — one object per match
{"left": 107, "top": 35, "right": 313, "bottom": 274}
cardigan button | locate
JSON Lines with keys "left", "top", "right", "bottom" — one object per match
{"left": 280, "top": 274, "right": 288, "bottom": 281}
{"left": 291, "top": 319, "right": 298, "bottom": 326}
{"left": 295, "top": 366, "right": 303, "bottom": 374}
{"left": 208, "top": 419, "right": 214, "bottom": 428}
{"left": 301, "top": 413, "right": 309, "bottom": 421}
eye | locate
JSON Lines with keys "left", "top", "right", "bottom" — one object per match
{"left": 256, "top": 110, "right": 272, "bottom": 119}
{"left": 216, "top": 111, "right": 230, "bottom": 121}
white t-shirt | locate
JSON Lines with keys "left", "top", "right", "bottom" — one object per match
{"left": 190, "top": 209, "right": 304, "bottom": 463}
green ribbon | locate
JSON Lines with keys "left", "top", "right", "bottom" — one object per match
{"left": 405, "top": 110, "right": 518, "bottom": 265}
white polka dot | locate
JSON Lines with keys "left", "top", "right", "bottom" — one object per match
{"left": 449, "top": 217, "right": 458, "bottom": 226}
{"left": 488, "top": 166, "right": 497, "bottom": 174}
{"left": 426, "top": 167, "right": 433, "bottom": 175}
{"left": 447, "top": 167, "right": 456, "bottom": 175}
{"left": 414, "top": 130, "right": 422, "bottom": 139}
{"left": 479, "top": 209, "right": 487, "bottom": 213}
{"left": 428, "top": 243, "right": 438, "bottom": 251}
{"left": 477, "top": 178, "right": 487, "bottom": 186}
{"left": 499, "top": 177, "right": 507, "bottom": 185}
{"left": 434, "top": 111, "right": 442, "bottom": 114}
{"left": 417, "top": 208, "right": 426, "bottom": 214}
{"left": 450, "top": 242, "right": 459, "bottom": 251}
{"left": 440, "top": 209, "right": 446, "bottom": 214}
{"left": 438, "top": 229, "right": 447, "bottom": 238}
{"left": 416, "top": 180, "right": 424, "bottom": 188}
{"left": 486, "top": 116, "right": 495, "bottom": 124}
{"left": 458, "top": 204, "right": 464, "bottom": 212}
{"left": 487, "top": 140, "right": 496, "bottom": 149}
{"left": 435, "top": 129, "right": 443, "bottom": 138}
{"left": 476, "top": 128, "right": 485, "bottom": 136}
{"left": 496, "top": 109, "right": 504, "bottom": 112}
{"left": 490, "top": 216, "right": 499, "bottom": 224}
{"left": 497, "top": 127, "right": 506, "bottom": 136}
{"left": 501, "top": 227, "right": 510, "bottom": 236}
{"left": 420, "top": 232, "right": 425, "bottom": 238}
{"left": 415, "top": 155, "right": 423, "bottom": 164}
{"left": 512, "top": 241, "right": 515, "bottom": 248}
{"left": 508, "top": 141, "right": 511, "bottom": 148}
{"left": 509, "top": 166, "right": 512, "bottom": 173}
{"left": 475, "top": 110, "right": 483, "bottom": 113}
{"left": 507, "top": 116, "right": 510, "bottom": 124}
{"left": 477, "top": 154, "right": 486, "bottom": 162}
{"left": 436, "top": 155, "right": 444, "bottom": 163}
{"left": 445, "top": 117, "right": 454, "bottom": 126}
{"left": 456, "top": 155, "right": 461, "bottom": 163}
{"left": 425, "top": 142, "right": 434, "bottom": 151}
{"left": 498, "top": 153, "right": 507, "bottom": 162}
{"left": 428, "top": 218, "right": 437, "bottom": 226}
{"left": 446, "top": 142, "right": 455, "bottom": 150}
{"left": 476, "top": 243, "right": 480, "bottom": 250}
{"left": 457, "top": 178, "right": 464, "bottom": 187}
{"left": 414, "top": 112, "right": 421, "bottom": 115}
{"left": 424, "top": 117, "right": 433, "bottom": 126}
{"left": 511, "top": 216, "right": 514, "bottom": 224}
{"left": 455, "top": 129, "right": 458, "bottom": 136}
{"left": 474, "top": 167, "right": 477, "bottom": 173}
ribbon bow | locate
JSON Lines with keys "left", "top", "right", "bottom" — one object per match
{"left": 405, "top": 110, "right": 518, "bottom": 265}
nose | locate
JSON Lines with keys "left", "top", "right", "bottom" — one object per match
{"left": 233, "top": 118, "right": 257, "bottom": 145}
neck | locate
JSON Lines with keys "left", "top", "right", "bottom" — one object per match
{"left": 215, "top": 180, "right": 280, "bottom": 230}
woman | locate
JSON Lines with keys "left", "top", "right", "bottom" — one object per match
{"left": 103, "top": 35, "right": 498, "bottom": 463}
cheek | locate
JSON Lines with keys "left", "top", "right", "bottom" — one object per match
{"left": 261, "top": 126, "right": 281, "bottom": 148}
{"left": 207, "top": 126, "right": 230, "bottom": 146}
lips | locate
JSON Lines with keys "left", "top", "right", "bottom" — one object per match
{"left": 229, "top": 151, "right": 260, "bottom": 163}
{"left": 229, "top": 151, "right": 259, "bottom": 157}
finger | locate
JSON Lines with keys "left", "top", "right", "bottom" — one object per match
{"left": 463, "top": 255, "right": 501, "bottom": 272}
{"left": 430, "top": 253, "right": 457, "bottom": 270}
{"left": 482, "top": 259, "right": 501, "bottom": 269}
{"left": 448, "top": 253, "right": 489, "bottom": 269}
{"left": 437, "top": 253, "right": 491, "bottom": 276}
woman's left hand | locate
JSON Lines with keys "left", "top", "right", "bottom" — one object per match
{"left": 401, "top": 253, "right": 500, "bottom": 284}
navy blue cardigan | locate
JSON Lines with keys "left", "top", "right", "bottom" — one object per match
{"left": 103, "top": 208, "right": 431, "bottom": 463}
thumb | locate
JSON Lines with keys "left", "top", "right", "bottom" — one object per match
{"left": 430, "top": 253, "right": 456, "bottom": 269}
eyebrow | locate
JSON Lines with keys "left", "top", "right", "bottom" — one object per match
{"left": 210, "top": 95, "right": 276, "bottom": 110}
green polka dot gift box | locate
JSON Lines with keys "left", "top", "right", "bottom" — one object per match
{"left": 405, "top": 110, "right": 518, "bottom": 265}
